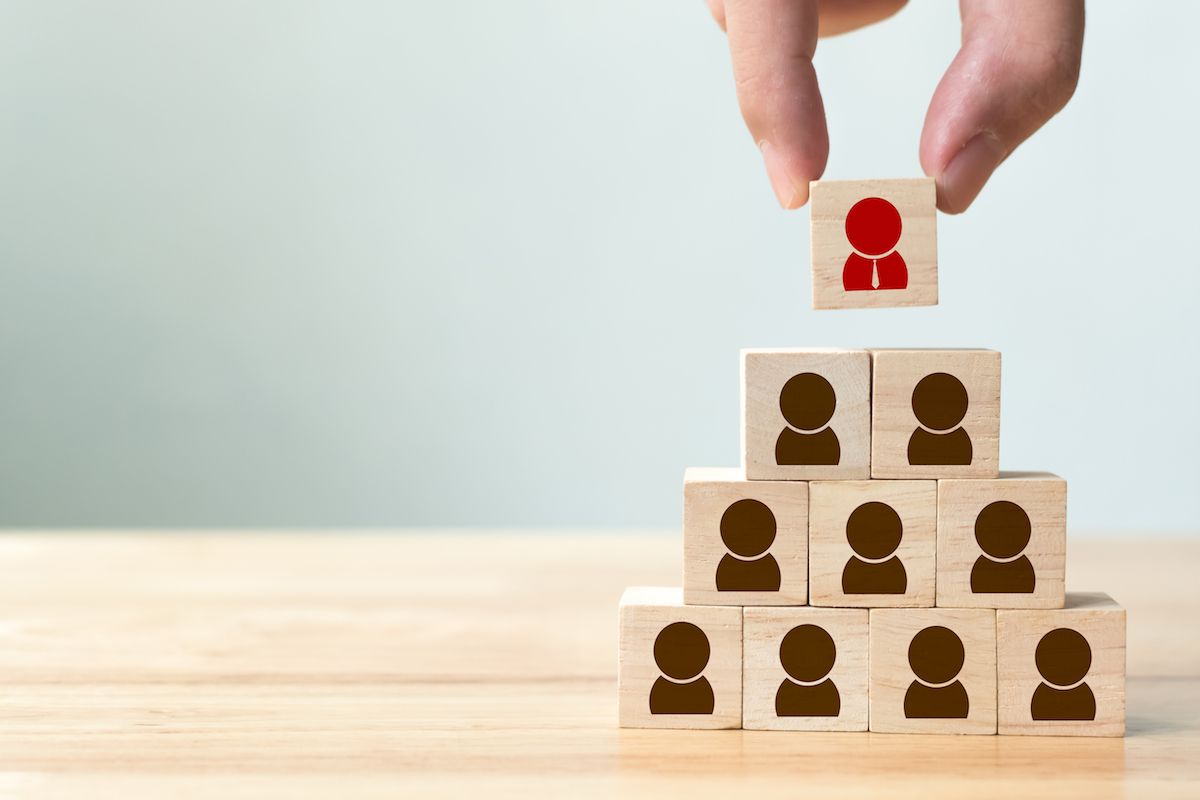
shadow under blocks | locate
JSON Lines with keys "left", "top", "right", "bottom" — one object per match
{"left": 619, "top": 339, "right": 1124, "bottom": 735}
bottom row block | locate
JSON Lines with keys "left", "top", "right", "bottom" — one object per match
{"left": 744, "top": 607, "right": 869, "bottom": 731}
{"left": 617, "top": 588, "right": 1125, "bottom": 736}
{"left": 869, "top": 608, "right": 996, "bottom": 734}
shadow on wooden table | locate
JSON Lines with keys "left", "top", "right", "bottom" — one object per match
{"left": 616, "top": 728, "right": 1125, "bottom": 787}
{"left": 614, "top": 675, "right": 1200, "bottom": 797}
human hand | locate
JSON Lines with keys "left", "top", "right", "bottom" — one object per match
{"left": 707, "top": 0, "right": 1085, "bottom": 213}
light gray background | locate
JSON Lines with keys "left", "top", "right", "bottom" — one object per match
{"left": 1, "top": 2, "right": 1196, "bottom": 532}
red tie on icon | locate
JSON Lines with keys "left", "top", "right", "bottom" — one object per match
{"left": 842, "top": 197, "right": 908, "bottom": 291}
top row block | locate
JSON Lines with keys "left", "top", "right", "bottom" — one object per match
{"left": 742, "top": 348, "right": 1001, "bottom": 481}
{"left": 811, "top": 178, "right": 937, "bottom": 310}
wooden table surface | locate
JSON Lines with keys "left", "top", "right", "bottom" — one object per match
{"left": 0, "top": 532, "right": 1197, "bottom": 798}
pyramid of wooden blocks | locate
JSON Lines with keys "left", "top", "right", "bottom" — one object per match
{"left": 614, "top": 170, "right": 1119, "bottom": 735}
{"left": 618, "top": 344, "right": 1126, "bottom": 736}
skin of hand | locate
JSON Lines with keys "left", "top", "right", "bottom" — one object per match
{"left": 706, "top": 0, "right": 1085, "bottom": 213}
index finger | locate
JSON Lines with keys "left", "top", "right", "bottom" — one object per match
{"left": 723, "top": 0, "right": 828, "bottom": 209}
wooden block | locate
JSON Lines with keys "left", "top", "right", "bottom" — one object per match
{"left": 871, "top": 348, "right": 1001, "bottom": 479}
{"left": 937, "top": 472, "right": 1067, "bottom": 609}
{"left": 809, "top": 480, "right": 936, "bottom": 607}
{"left": 870, "top": 608, "right": 997, "bottom": 734}
{"left": 618, "top": 587, "right": 742, "bottom": 729}
{"left": 741, "top": 348, "right": 871, "bottom": 481}
{"left": 683, "top": 468, "right": 808, "bottom": 606}
{"left": 997, "top": 593, "right": 1125, "bottom": 737}
{"left": 810, "top": 178, "right": 937, "bottom": 310}
{"left": 742, "top": 607, "right": 868, "bottom": 731}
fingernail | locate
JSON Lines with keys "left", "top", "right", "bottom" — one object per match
{"left": 938, "top": 132, "right": 1007, "bottom": 214}
{"left": 759, "top": 140, "right": 807, "bottom": 210}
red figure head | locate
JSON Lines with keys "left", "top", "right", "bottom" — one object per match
{"left": 845, "top": 197, "right": 902, "bottom": 256}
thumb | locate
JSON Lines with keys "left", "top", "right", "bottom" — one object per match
{"left": 920, "top": 0, "right": 1084, "bottom": 214}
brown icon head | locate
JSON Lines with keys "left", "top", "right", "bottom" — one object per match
{"left": 1035, "top": 628, "right": 1092, "bottom": 687}
{"left": 909, "top": 626, "right": 965, "bottom": 685}
{"left": 975, "top": 501, "right": 1032, "bottom": 559}
{"left": 779, "top": 372, "right": 836, "bottom": 431}
{"left": 653, "top": 621, "right": 711, "bottom": 681}
{"left": 845, "top": 501, "right": 903, "bottom": 560}
{"left": 779, "top": 624, "right": 837, "bottom": 683}
{"left": 911, "top": 372, "right": 969, "bottom": 431}
{"left": 719, "top": 499, "right": 776, "bottom": 558}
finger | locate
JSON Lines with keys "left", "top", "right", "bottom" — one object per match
{"left": 724, "top": 0, "right": 828, "bottom": 209}
{"left": 919, "top": 0, "right": 1084, "bottom": 213}
{"left": 707, "top": 0, "right": 908, "bottom": 36}
{"left": 818, "top": 0, "right": 909, "bottom": 37}
{"left": 707, "top": 0, "right": 727, "bottom": 31}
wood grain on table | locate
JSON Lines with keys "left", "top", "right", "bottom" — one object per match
{"left": 0, "top": 532, "right": 1196, "bottom": 798}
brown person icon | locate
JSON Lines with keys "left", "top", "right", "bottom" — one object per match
{"left": 774, "top": 372, "right": 841, "bottom": 466}
{"left": 649, "top": 622, "right": 715, "bottom": 715}
{"left": 775, "top": 624, "right": 841, "bottom": 717}
{"left": 841, "top": 501, "right": 907, "bottom": 594}
{"left": 904, "top": 625, "right": 969, "bottom": 719}
{"left": 1031, "top": 628, "right": 1097, "bottom": 721}
{"left": 907, "top": 372, "right": 973, "bottom": 465}
{"left": 970, "top": 501, "right": 1036, "bottom": 593}
{"left": 715, "top": 499, "right": 781, "bottom": 592}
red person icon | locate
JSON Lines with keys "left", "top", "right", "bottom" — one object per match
{"left": 843, "top": 197, "right": 908, "bottom": 291}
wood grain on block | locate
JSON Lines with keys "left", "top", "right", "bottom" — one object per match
{"left": 742, "top": 607, "right": 868, "bottom": 731}
{"left": 937, "top": 472, "right": 1067, "bottom": 609}
{"left": 997, "top": 593, "right": 1125, "bottom": 737}
{"left": 683, "top": 468, "right": 808, "bottom": 606}
{"left": 810, "top": 178, "right": 937, "bottom": 310}
{"left": 871, "top": 349, "right": 1001, "bottom": 479}
{"left": 809, "top": 480, "right": 936, "bottom": 607}
{"left": 741, "top": 348, "right": 871, "bottom": 481}
{"left": 870, "top": 608, "right": 998, "bottom": 735}
{"left": 618, "top": 587, "right": 742, "bottom": 729}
